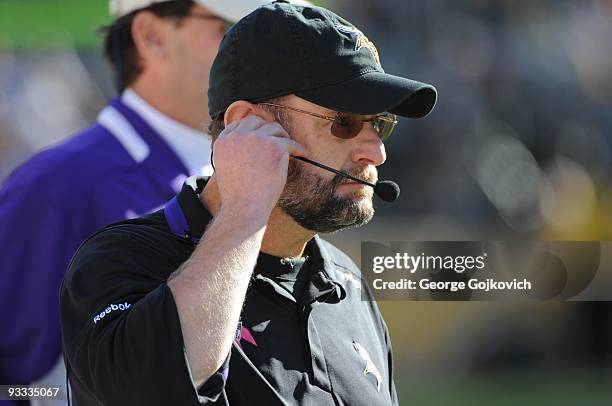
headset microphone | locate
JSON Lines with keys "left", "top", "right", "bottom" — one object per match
{"left": 291, "top": 156, "right": 400, "bottom": 202}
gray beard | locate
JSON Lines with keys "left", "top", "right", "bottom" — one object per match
{"left": 277, "top": 160, "right": 375, "bottom": 233}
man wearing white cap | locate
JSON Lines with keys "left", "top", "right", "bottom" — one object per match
{"left": 0, "top": 1, "right": 301, "bottom": 404}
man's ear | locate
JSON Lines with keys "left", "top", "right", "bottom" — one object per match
{"left": 224, "top": 100, "right": 276, "bottom": 127}
{"left": 131, "top": 11, "right": 170, "bottom": 65}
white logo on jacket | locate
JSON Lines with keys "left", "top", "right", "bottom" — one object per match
{"left": 353, "top": 341, "right": 382, "bottom": 391}
{"left": 336, "top": 270, "right": 361, "bottom": 289}
{"left": 93, "top": 302, "right": 131, "bottom": 324}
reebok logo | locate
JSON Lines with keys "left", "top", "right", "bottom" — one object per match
{"left": 93, "top": 302, "right": 131, "bottom": 324}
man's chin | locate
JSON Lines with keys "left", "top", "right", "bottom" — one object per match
{"left": 333, "top": 198, "right": 375, "bottom": 230}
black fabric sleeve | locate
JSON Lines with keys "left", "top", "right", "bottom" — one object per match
{"left": 60, "top": 225, "right": 227, "bottom": 406}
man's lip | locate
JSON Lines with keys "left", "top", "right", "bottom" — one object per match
{"left": 340, "top": 179, "right": 376, "bottom": 186}
{"left": 339, "top": 181, "right": 368, "bottom": 187}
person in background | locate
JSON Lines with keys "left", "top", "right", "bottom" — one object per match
{"left": 0, "top": 1, "right": 308, "bottom": 404}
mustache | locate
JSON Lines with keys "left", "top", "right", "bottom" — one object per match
{"left": 336, "top": 167, "right": 377, "bottom": 185}
{"left": 331, "top": 167, "right": 378, "bottom": 192}
{"left": 289, "top": 158, "right": 378, "bottom": 193}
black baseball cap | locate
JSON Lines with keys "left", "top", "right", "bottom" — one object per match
{"left": 208, "top": 0, "right": 437, "bottom": 119}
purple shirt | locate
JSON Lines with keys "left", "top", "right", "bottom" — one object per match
{"left": 0, "top": 98, "right": 201, "bottom": 385}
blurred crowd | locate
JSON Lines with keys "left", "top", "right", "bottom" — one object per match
{"left": 1, "top": 0, "right": 610, "bottom": 402}
{"left": 331, "top": 0, "right": 612, "bottom": 241}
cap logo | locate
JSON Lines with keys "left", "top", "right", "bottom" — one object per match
{"left": 337, "top": 25, "right": 381, "bottom": 66}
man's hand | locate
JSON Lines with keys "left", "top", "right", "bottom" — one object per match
{"left": 212, "top": 115, "right": 305, "bottom": 215}
{"left": 168, "top": 116, "right": 305, "bottom": 388}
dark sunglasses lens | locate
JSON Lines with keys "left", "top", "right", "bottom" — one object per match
{"left": 376, "top": 117, "right": 396, "bottom": 141}
{"left": 331, "top": 114, "right": 362, "bottom": 139}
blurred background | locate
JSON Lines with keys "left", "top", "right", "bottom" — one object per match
{"left": 1, "top": 0, "right": 611, "bottom": 404}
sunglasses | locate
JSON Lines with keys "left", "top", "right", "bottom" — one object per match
{"left": 257, "top": 103, "right": 398, "bottom": 141}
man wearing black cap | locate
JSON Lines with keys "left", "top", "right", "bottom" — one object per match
{"left": 60, "top": 1, "right": 436, "bottom": 405}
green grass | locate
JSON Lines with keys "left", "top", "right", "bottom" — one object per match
{"left": 0, "top": 0, "right": 330, "bottom": 49}
{"left": 397, "top": 370, "right": 612, "bottom": 406}
{"left": 0, "top": 0, "right": 113, "bottom": 48}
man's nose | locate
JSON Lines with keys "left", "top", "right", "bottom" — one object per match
{"left": 350, "top": 123, "right": 387, "bottom": 167}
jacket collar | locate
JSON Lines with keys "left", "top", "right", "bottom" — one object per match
{"left": 121, "top": 89, "right": 212, "bottom": 176}
{"left": 105, "top": 98, "right": 190, "bottom": 196}
{"left": 164, "top": 176, "right": 348, "bottom": 301}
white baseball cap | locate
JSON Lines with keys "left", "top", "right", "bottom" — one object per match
{"left": 109, "top": 0, "right": 313, "bottom": 22}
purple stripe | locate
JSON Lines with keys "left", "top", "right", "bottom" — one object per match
{"left": 220, "top": 366, "right": 229, "bottom": 381}
{"left": 164, "top": 197, "right": 199, "bottom": 243}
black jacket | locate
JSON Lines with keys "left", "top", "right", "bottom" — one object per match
{"left": 60, "top": 178, "right": 398, "bottom": 405}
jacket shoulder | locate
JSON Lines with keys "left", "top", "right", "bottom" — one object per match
{"left": 316, "top": 237, "right": 360, "bottom": 276}
{"left": 2, "top": 123, "right": 136, "bottom": 200}
{"left": 63, "top": 211, "right": 185, "bottom": 288}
